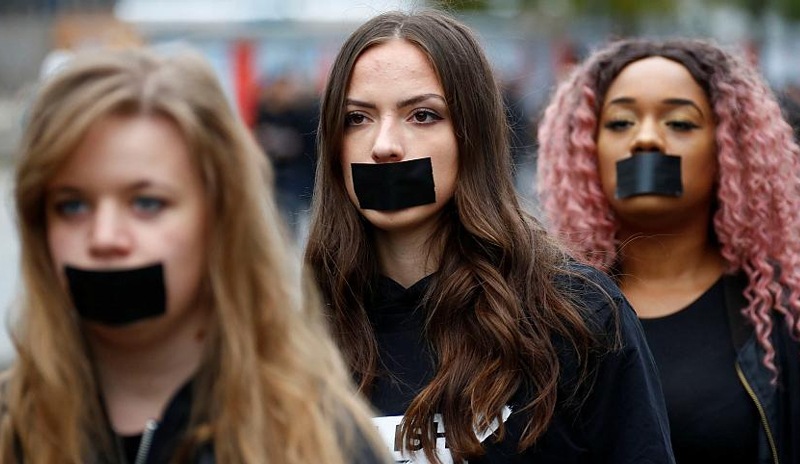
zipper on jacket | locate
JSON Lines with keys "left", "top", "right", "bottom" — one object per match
{"left": 134, "top": 419, "right": 159, "bottom": 464}
{"left": 735, "top": 363, "right": 779, "bottom": 464}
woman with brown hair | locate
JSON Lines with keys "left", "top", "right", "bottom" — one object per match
{"left": 306, "top": 9, "right": 675, "bottom": 464}
{"left": 0, "top": 47, "right": 389, "bottom": 464}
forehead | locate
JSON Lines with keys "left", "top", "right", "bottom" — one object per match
{"left": 348, "top": 39, "right": 442, "bottom": 93}
{"left": 50, "top": 114, "right": 196, "bottom": 187}
{"left": 605, "top": 56, "right": 710, "bottom": 108}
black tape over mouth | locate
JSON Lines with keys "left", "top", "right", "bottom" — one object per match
{"left": 351, "top": 157, "right": 436, "bottom": 211}
{"left": 65, "top": 263, "right": 167, "bottom": 326}
{"left": 615, "top": 151, "right": 683, "bottom": 199}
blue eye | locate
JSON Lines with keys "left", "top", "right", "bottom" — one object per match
{"left": 133, "top": 197, "right": 166, "bottom": 214}
{"left": 54, "top": 199, "right": 89, "bottom": 217}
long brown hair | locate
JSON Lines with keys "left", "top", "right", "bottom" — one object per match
{"left": 306, "top": 10, "right": 598, "bottom": 462}
{"left": 1, "top": 47, "right": 384, "bottom": 463}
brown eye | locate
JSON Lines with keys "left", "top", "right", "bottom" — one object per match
{"left": 411, "top": 109, "right": 442, "bottom": 124}
{"left": 667, "top": 120, "right": 699, "bottom": 131}
{"left": 344, "top": 112, "right": 367, "bottom": 126}
{"left": 603, "top": 120, "right": 633, "bottom": 131}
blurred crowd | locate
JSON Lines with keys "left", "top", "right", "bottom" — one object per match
{"left": 249, "top": 49, "right": 800, "bottom": 244}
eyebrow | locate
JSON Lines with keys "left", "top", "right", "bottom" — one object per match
{"left": 46, "top": 186, "right": 82, "bottom": 196}
{"left": 345, "top": 93, "right": 447, "bottom": 110}
{"left": 47, "top": 180, "right": 169, "bottom": 195}
{"left": 606, "top": 96, "right": 707, "bottom": 119}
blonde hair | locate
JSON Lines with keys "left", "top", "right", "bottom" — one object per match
{"left": 1, "top": 47, "right": 383, "bottom": 463}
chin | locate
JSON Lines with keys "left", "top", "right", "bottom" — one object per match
{"left": 362, "top": 204, "right": 440, "bottom": 234}
{"left": 614, "top": 194, "right": 681, "bottom": 210}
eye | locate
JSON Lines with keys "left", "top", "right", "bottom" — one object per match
{"left": 410, "top": 109, "right": 443, "bottom": 124}
{"left": 603, "top": 119, "right": 633, "bottom": 131}
{"left": 132, "top": 196, "right": 167, "bottom": 215}
{"left": 53, "top": 199, "right": 89, "bottom": 218}
{"left": 344, "top": 112, "right": 368, "bottom": 127}
{"left": 667, "top": 120, "right": 700, "bottom": 132}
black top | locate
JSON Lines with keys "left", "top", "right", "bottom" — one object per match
{"left": 366, "top": 264, "right": 675, "bottom": 463}
{"left": 120, "top": 434, "right": 141, "bottom": 464}
{"left": 369, "top": 275, "right": 435, "bottom": 415}
{"left": 720, "top": 271, "right": 800, "bottom": 464}
{"left": 100, "top": 378, "right": 386, "bottom": 464}
{"left": 640, "top": 277, "right": 759, "bottom": 464}
{"left": 108, "top": 380, "right": 198, "bottom": 464}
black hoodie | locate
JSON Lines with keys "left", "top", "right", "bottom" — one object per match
{"left": 367, "top": 263, "right": 676, "bottom": 463}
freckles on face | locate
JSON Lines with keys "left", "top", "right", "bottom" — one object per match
{"left": 339, "top": 39, "right": 459, "bottom": 233}
{"left": 45, "top": 114, "right": 209, "bottom": 319}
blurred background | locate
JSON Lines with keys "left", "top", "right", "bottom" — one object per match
{"left": 1, "top": 0, "right": 800, "bottom": 365}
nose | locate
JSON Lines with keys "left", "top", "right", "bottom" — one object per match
{"left": 371, "top": 117, "right": 404, "bottom": 163}
{"left": 630, "top": 118, "right": 665, "bottom": 154}
{"left": 88, "top": 201, "right": 132, "bottom": 259}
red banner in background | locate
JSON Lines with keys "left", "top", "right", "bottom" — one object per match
{"left": 233, "top": 39, "right": 257, "bottom": 128}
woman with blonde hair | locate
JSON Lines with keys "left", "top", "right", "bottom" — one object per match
{"left": 307, "top": 9, "right": 674, "bottom": 464}
{"left": 0, "top": 47, "right": 388, "bottom": 464}
{"left": 537, "top": 37, "right": 800, "bottom": 463}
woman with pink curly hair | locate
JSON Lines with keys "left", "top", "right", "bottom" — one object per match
{"left": 537, "top": 37, "right": 800, "bottom": 464}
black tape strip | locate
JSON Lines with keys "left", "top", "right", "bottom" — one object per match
{"left": 65, "top": 263, "right": 167, "bottom": 326}
{"left": 616, "top": 151, "right": 683, "bottom": 199}
{"left": 351, "top": 157, "right": 437, "bottom": 211}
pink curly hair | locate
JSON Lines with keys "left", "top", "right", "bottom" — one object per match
{"left": 537, "top": 38, "right": 800, "bottom": 376}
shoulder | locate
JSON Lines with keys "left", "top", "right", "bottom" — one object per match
{"left": 553, "top": 261, "right": 629, "bottom": 326}
{"left": 553, "top": 261, "right": 623, "bottom": 300}
{"left": 551, "top": 261, "right": 651, "bottom": 359}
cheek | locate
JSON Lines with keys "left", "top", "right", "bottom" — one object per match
{"left": 339, "top": 161, "right": 359, "bottom": 207}
{"left": 161, "top": 220, "right": 208, "bottom": 311}
{"left": 683, "top": 157, "right": 718, "bottom": 192}
{"left": 340, "top": 138, "right": 360, "bottom": 200}
{"left": 46, "top": 223, "right": 76, "bottom": 268}
{"left": 438, "top": 162, "right": 458, "bottom": 198}
{"left": 44, "top": 223, "right": 80, "bottom": 294}
{"left": 596, "top": 154, "right": 619, "bottom": 200}
{"left": 340, "top": 135, "right": 365, "bottom": 165}
{"left": 431, "top": 145, "right": 458, "bottom": 201}
{"left": 596, "top": 135, "right": 617, "bottom": 178}
{"left": 681, "top": 136, "right": 718, "bottom": 183}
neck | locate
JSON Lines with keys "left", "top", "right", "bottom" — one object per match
{"left": 88, "top": 309, "right": 210, "bottom": 435}
{"left": 618, "top": 232, "right": 722, "bottom": 280}
{"left": 616, "top": 219, "right": 726, "bottom": 318}
{"left": 374, "top": 224, "right": 440, "bottom": 288}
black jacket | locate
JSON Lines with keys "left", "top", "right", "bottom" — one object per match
{"left": 368, "top": 264, "right": 676, "bottom": 463}
{"left": 0, "top": 381, "right": 204, "bottom": 464}
{"left": 7, "top": 378, "right": 388, "bottom": 464}
{"left": 723, "top": 272, "right": 800, "bottom": 464}
{"left": 100, "top": 381, "right": 211, "bottom": 464}
{"left": 102, "top": 381, "right": 388, "bottom": 464}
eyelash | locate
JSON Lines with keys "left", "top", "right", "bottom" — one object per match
{"left": 603, "top": 120, "right": 633, "bottom": 131}
{"left": 344, "top": 112, "right": 368, "bottom": 127}
{"left": 602, "top": 119, "right": 700, "bottom": 132}
{"left": 410, "top": 109, "right": 442, "bottom": 124}
{"left": 667, "top": 120, "right": 700, "bottom": 131}
{"left": 50, "top": 196, "right": 168, "bottom": 218}
{"left": 343, "top": 109, "right": 444, "bottom": 127}
{"left": 132, "top": 196, "right": 167, "bottom": 214}
{"left": 53, "top": 199, "right": 89, "bottom": 218}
